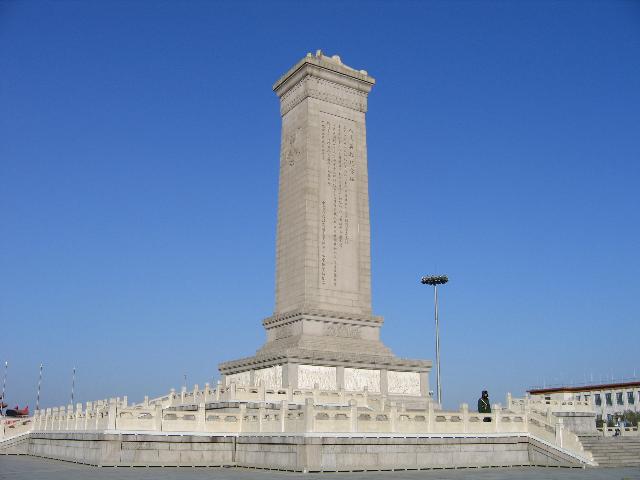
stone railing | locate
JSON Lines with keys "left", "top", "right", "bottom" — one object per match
{"left": 30, "top": 399, "right": 527, "bottom": 436}
{"left": 508, "top": 393, "right": 593, "bottom": 414}
{"left": 145, "top": 383, "right": 426, "bottom": 410}
{"left": 0, "top": 417, "right": 33, "bottom": 440}
{"left": 598, "top": 425, "right": 640, "bottom": 437}
{"left": 6, "top": 387, "right": 592, "bottom": 463}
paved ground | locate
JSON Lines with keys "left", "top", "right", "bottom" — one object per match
{"left": 1, "top": 456, "right": 640, "bottom": 480}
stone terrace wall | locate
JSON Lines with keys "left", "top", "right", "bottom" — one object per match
{"left": 15, "top": 432, "right": 584, "bottom": 471}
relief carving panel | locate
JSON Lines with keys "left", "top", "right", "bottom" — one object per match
{"left": 344, "top": 368, "right": 380, "bottom": 393}
{"left": 388, "top": 371, "right": 420, "bottom": 396}
{"left": 225, "top": 371, "right": 250, "bottom": 387}
{"left": 298, "top": 365, "right": 337, "bottom": 390}
{"left": 254, "top": 365, "right": 282, "bottom": 390}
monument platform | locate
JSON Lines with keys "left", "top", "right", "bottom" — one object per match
{"left": 218, "top": 52, "right": 431, "bottom": 398}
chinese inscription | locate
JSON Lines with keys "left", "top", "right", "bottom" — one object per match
{"left": 319, "top": 112, "right": 358, "bottom": 291}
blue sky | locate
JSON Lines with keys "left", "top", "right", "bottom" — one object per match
{"left": 1, "top": 1, "right": 638, "bottom": 411}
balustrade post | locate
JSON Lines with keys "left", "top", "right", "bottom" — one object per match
{"left": 305, "top": 398, "right": 315, "bottom": 433}
{"left": 555, "top": 417, "right": 564, "bottom": 447}
{"left": 389, "top": 401, "right": 397, "bottom": 432}
{"left": 493, "top": 404, "right": 501, "bottom": 433}
{"left": 506, "top": 392, "right": 512, "bottom": 411}
{"left": 428, "top": 400, "right": 434, "bottom": 432}
{"left": 230, "top": 383, "right": 237, "bottom": 401}
{"left": 204, "top": 383, "right": 210, "bottom": 403}
{"left": 84, "top": 403, "right": 90, "bottom": 431}
{"left": 180, "top": 386, "right": 186, "bottom": 404}
{"left": 259, "top": 404, "right": 266, "bottom": 433}
{"left": 280, "top": 400, "right": 288, "bottom": 433}
{"left": 76, "top": 403, "right": 82, "bottom": 430}
{"left": 107, "top": 400, "right": 117, "bottom": 430}
{"left": 154, "top": 404, "right": 162, "bottom": 432}
{"left": 239, "top": 403, "right": 246, "bottom": 433}
{"left": 349, "top": 399, "right": 357, "bottom": 433}
{"left": 197, "top": 402, "right": 206, "bottom": 432}
{"left": 216, "top": 381, "right": 222, "bottom": 401}
{"left": 461, "top": 403, "right": 469, "bottom": 433}
{"left": 67, "top": 404, "right": 73, "bottom": 430}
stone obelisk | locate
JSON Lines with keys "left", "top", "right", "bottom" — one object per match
{"left": 219, "top": 52, "right": 431, "bottom": 397}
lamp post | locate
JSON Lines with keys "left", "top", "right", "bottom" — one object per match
{"left": 421, "top": 274, "right": 448, "bottom": 407}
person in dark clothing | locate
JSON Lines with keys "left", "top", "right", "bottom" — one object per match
{"left": 478, "top": 390, "right": 491, "bottom": 422}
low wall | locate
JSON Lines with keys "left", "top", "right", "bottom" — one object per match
{"left": 8, "top": 432, "right": 586, "bottom": 471}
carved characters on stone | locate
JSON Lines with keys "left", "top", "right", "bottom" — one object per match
{"left": 319, "top": 113, "right": 358, "bottom": 291}
{"left": 323, "top": 323, "right": 361, "bottom": 338}
{"left": 282, "top": 127, "right": 304, "bottom": 168}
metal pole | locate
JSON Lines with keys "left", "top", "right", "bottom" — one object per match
{"left": 71, "top": 367, "right": 76, "bottom": 405}
{"left": 36, "top": 363, "right": 43, "bottom": 411}
{"left": 434, "top": 284, "right": 442, "bottom": 406}
{"left": 1, "top": 361, "right": 7, "bottom": 416}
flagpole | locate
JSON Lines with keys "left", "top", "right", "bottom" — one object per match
{"left": 1, "top": 361, "right": 7, "bottom": 415}
{"left": 36, "top": 363, "right": 43, "bottom": 412}
{"left": 71, "top": 367, "right": 76, "bottom": 405}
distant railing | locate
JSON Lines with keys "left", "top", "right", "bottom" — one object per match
{"left": 597, "top": 425, "right": 640, "bottom": 437}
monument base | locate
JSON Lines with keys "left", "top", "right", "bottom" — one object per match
{"left": 218, "top": 309, "right": 432, "bottom": 398}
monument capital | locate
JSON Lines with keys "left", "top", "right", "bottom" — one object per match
{"left": 273, "top": 51, "right": 375, "bottom": 116}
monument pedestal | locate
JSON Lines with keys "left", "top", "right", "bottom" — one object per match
{"left": 219, "top": 52, "right": 432, "bottom": 400}
{"left": 219, "top": 310, "right": 431, "bottom": 397}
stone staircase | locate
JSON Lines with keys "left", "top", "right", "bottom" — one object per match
{"left": 579, "top": 435, "right": 640, "bottom": 467}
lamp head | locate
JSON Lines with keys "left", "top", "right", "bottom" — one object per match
{"left": 421, "top": 275, "right": 449, "bottom": 286}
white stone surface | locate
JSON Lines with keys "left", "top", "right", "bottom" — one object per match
{"left": 298, "top": 364, "right": 336, "bottom": 390}
{"left": 226, "top": 371, "right": 250, "bottom": 386}
{"left": 388, "top": 371, "right": 420, "bottom": 396}
{"left": 254, "top": 365, "right": 282, "bottom": 390}
{"left": 344, "top": 368, "right": 380, "bottom": 393}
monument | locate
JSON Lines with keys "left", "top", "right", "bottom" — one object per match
{"left": 219, "top": 51, "right": 432, "bottom": 399}
{"left": 1, "top": 52, "right": 596, "bottom": 472}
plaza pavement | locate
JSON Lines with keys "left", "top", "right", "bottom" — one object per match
{"left": 1, "top": 456, "right": 639, "bottom": 480}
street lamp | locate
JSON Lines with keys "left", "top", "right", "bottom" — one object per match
{"left": 421, "top": 274, "right": 448, "bottom": 407}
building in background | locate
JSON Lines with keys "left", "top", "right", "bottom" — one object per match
{"left": 529, "top": 381, "right": 640, "bottom": 424}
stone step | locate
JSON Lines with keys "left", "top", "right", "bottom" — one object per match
{"left": 579, "top": 435, "right": 640, "bottom": 467}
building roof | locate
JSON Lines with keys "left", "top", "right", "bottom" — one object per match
{"left": 529, "top": 381, "right": 640, "bottom": 395}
